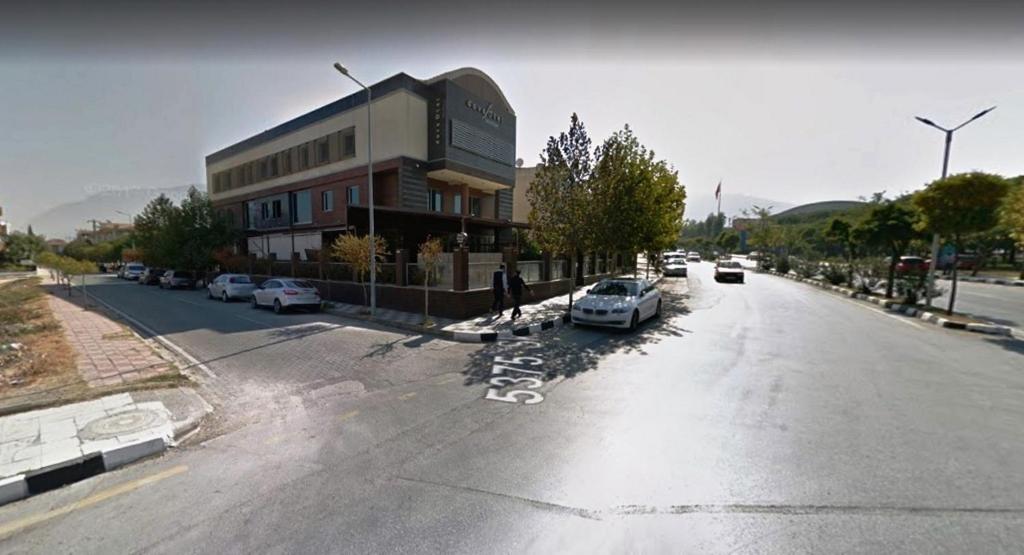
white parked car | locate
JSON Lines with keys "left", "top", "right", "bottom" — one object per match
{"left": 207, "top": 273, "right": 256, "bottom": 302}
{"left": 122, "top": 263, "right": 146, "bottom": 280}
{"left": 251, "top": 278, "right": 322, "bottom": 313}
{"left": 714, "top": 260, "right": 745, "bottom": 283}
{"left": 663, "top": 255, "right": 688, "bottom": 277}
{"left": 686, "top": 252, "right": 702, "bottom": 263}
{"left": 571, "top": 278, "right": 661, "bottom": 331}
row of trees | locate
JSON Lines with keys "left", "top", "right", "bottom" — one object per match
{"left": 133, "top": 187, "right": 238, "bottom": 274}
{"left": 749, "top": 172, "right": 1022, "bottom": 314}
{"left": 527, "top": 114, "right": 687, "bottom": 307}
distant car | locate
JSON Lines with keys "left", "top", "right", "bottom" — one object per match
{"left": 208, "top": 273, "right": 256, "bottom": 302}
{"left": 895, "top": 256, "right": 928, "bottom": 275}
{"left": 714, "top": 260, "right": 745, "bottom": 283}
{"left": 159, "top": 270, "right": 195, "bottom": 289}
{"left": 122, "top": 263, "right": 146, "bottom": 280}
{"left": 251, "top": 278, "right": 322, "bottom": 314}
{"left": 138, "top": 268, "right": 165, "bottom": 285}
{"left": 686, "top": 252, "right": 701, "bottom": 263}
{"left": 663, "top": 256, "right": 688, "bottom": 277}
{"left": 571, "top": 278, "right": 661, "bottom": 331}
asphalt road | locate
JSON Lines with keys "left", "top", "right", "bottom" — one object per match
{"left": 2, "top": 268, "right": 1022, "bottom": 553}
{"left": 926, "top": 279, "right": 1024, "bottom": 329}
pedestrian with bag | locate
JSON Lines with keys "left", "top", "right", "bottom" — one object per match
{"left": 509, "top": 269, "right": 532, "bottom": 321}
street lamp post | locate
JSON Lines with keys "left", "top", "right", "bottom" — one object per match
{"left": 914, "top": 106, "right": 995, "bottom": 307}
{"left": 115, "top": 210, "right": 135, "bottom": 251}
{"left": 334, "top": 62, "right": 376, "bottom": 316}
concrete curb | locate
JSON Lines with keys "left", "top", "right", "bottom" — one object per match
{"left": 757, "top": 269, "right": 1014, "bottom": 337}
{"left": 938, "top": 276, "right": 1024, "bottom": 287}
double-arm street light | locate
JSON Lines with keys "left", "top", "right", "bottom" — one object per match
{"left": 334, "top": 62, "right": 376, "bottom": 317}
{"left": 914, "top": 106, "right": 996, "bottom": 307}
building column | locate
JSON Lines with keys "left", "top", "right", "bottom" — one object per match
{"left": 453, "top": 248, "right": 469, "bottom": 291}
{"left": 395, "top": 249, "right": 408, "bottom": 286}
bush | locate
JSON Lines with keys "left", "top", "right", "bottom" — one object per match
{"left": 853, "top": 257, "right": 888, "bottom": 294}
{"left": 794, "top": 258, "right": 819, "bottom": 279}
{"left": 821, "top": 263, "right": 847, "bottom": 286}
{"left": 775, "top": 256, "right": 791, "bottom": 274}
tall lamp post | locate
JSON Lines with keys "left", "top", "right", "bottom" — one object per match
{"left": 115, "top": 210, "right": 136, "bottom": 251}
{"left": 334, "top": 62, "right": 376, "bottom": 316}
{"left": 914, "top": 106, "right": 995, "bottom": 307}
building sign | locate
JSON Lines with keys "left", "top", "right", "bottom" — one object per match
{"left": 464, "top": 99, "right": 503, "bottom": 127}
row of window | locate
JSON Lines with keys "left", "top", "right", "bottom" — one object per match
{"left": 428, "top": 190, "right": 481, "bottom": 216}
{"left": 212, "top": 127, "right": 357, "bottom": 194}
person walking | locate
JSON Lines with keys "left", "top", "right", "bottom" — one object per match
{"left": 491, "top": 263, "right": 508, "bottom": 316}
{"left": 509, "top": 269, "right": 532, "bottom": 321}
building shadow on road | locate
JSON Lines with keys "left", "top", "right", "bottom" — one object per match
{"left": 983, "top": 336, "right": 1024, "bottom": 357}
{"left": 460, "top": 288, "right": 693, "bottom": 386}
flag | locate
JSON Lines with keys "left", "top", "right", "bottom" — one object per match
{"left": 715, "top": 181, "right": 721, "bottom": 199}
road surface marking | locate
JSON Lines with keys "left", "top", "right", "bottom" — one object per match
{"left": 339, "top": 410, "right": 360, "bottom": 422}
{"left": 398, "top": 392, "right": 417, "bottom": 401}
{"left": 433, "top": 376, "right": 458, "bottom": 385}
{"left": 838, "top": 297, "right": 926, "bottom": 330}
{"left": 0, "top": 465, "right": 188, "bottom": 539}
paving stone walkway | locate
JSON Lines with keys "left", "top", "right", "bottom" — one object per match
{"left": 47, "top": 294, "right": 174, "bottom": 387}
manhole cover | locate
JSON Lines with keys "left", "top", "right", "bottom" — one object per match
{"left": 80, "top": 409, "right": 164, "bottom": 440}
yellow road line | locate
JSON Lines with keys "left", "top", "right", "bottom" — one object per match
{"left": 0, "top": 465, "right": 188, "bottom": 539}
{"left": 398, "top": 392, "right": 417, "bottom": 401}
{"left": 338, "top": 410, "right": 360, "bottom": 422}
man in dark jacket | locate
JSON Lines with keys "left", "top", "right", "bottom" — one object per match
{"left": 509, "top": 269, "right": 532, "bottom": 321}
{"left": 491, "top": 264, "right": 507, "bottom": 315}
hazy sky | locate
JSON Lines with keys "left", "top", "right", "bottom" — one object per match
{"left": 3, "top": 0, "right": 1024, "bottom": 231}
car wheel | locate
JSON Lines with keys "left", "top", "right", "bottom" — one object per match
{"left": 628, "top": 310, "right": 639, "bottom": 332}
{"left": 273, "top": 299, "right": 283, "bottom": 314}
{"left": 207, "top": 289, "right": 213, "bottom": 299}
{"left": 222, "top": 291, "right": 229, "bottom": 303}
{"left": 250, "top": 296, "right": 259, "bottom": 309}
{"left": 655, "top": 300, "right": 662, "bottom": 318}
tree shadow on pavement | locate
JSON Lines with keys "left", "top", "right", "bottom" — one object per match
{"left": 460, "top": 287, "right": 693, "bottom": 386}
{"left": 983, "top": 336, "right": 1024, "bottom": 356}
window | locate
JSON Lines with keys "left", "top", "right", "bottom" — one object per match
{"left": 317, "top": 139, "right": 330, "bottom": 164}
{"left": 347, "top": 186, "right": 360, "bottom": 206}
{"left": 281, "top": 151, "right": 291, "bottom": 174}
{"left": 341, "top": 128, "right": 356, "bottom": 158}
{"left": 244, "top": 164, "right": 252, "bottom": 185}
{"left": 261, "top": 202, "right": 269, "bottom": 219}
{"left": 299, "top": 145, "right": 310, "bottom": 169}
{"left": 469, "top": 197, "right": 481, "bottom": 217}
{"left": 271, "top": 199, "right": 282, "bottom": 219}
{"left": 453, "top": 192, "right": 462, "bottom": 214}
{"left": 269, "top": 155, "right": 278, "bottom": 177}
{"left": 322, "top": 190, "right": 334, "bottom": 212}
{"left": 260, "top": 158, "right": 269, "bottom": 179}
{"left": 429, "top": 189, "right": 443, "bottom": 212}
{"left": 291, "top": 190, "right": 312, "bottom": 224}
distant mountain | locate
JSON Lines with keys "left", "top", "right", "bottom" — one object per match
{"left": 684, "top": 193, "right": 794, "bottom": 221}
{"left": 26, "top": 185, "right": 195, "bottom": 240}
{"left": 774, "top": 200, "right": 867, "bottom": 220}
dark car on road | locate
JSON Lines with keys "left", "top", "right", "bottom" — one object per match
{"left": 160, "top": 270, "right": 196, "bottom": 289}
{"left": 895, "top": 256, "right": 929, "bottom": 275}
{"left": 138, "top": 268, "right": 165, "bottom": 285}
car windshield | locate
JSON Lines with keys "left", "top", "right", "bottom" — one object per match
{"left": 718, "top": 261, "right": 742, "bottom": 269}
{"left": 229, "top": 276, "right": 252, "bottom": 284}
{"left": 589, "top": 281, "right": 639, "bottom": 296}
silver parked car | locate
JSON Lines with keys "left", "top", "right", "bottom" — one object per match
{"left": 251, "top": 278, "right": 322, "bottom": 313}
{"left": 207, "top": 273, "right": 256, "bottom": 302}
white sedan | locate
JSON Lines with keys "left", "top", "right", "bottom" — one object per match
{"left": 207, "top": 273, "right": 257, "bottom": 302}
{"left": 571, "top": 278, "right": 661, "bottom": 331}
{"left": 251, "top": 278, "right": 322, "bottom": 313}
{"left": 663, "top": 256, "right": 688, "bottom": 277}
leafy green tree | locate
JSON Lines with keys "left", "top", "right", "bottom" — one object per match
{"left": 418, "top": 236, "right": 444, "bottom": 326}
{"left": 855, "top": 202, "right": 920, "bottom": 299}
{"left": 1000, "top": 177, "right": 1024, "bottom": 278}
{"left": 134, "top": 194, "right": 182, "bottom": 268}
{"left": 527, "top": 113, "right": 595, "bottom": 308}
{"left": 178, "top": 186, "right": 239, "bottom": 275}
{"left": 1, "top": 231, "right": 48, "bottom": 265}
{"left": 716, "top": 229, "right": 740, "bottom": 254}
{"left": 331, "top": 233, "right": 388, "bottom": 311}
{"left": 824, "top": 218, "right": 858, "bottom": 286}
{"left": 914, "top": 172, "right": 1010, "bottom": 313}
{"left": 591, "top": 125, "right": 686, "bottom": 275}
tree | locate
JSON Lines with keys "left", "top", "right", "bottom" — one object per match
{"left": 914, "top": 172, "right": 1010, "bottom": 314}
{"left": 717, "top": 229, "right": 740, "bottom": 254}
{"left": 527, "top": 113, "right": 595, "bottom": 308}
{"left": 855, "top": 202, "right": 920, "bottom": 299}
{"left": 1000, "top": 178, "right": 1024, "bottom": 278}
{"left": 591, "top": 125, "right": 686, "bottom": 276}
{"left": 1, "top": 231, "right": 47, "bottom": 265}
{"left": 134, "top": 194, "right": 181, "bottom": 268}
{"left": 330, "top": 234, "right": 387, "bottom": 311}
{"left": 417, "top": 236, "right": 444, "bottom": 326}
{"left": 178, "top": 186, "right": 238, "bottom": 276}
{"left": 824, "top": 218, "right": 858, "bottom": 286}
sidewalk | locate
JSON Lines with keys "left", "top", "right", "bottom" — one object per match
{"left": 324, "top": 267, "right": 661, "bottom": 343}
{"left": 0, "top": 388, "right": 209, "bottom": 506}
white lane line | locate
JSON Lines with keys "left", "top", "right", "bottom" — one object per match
{"left": 836, "top": 296, "right": 926, "bottom": 330}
